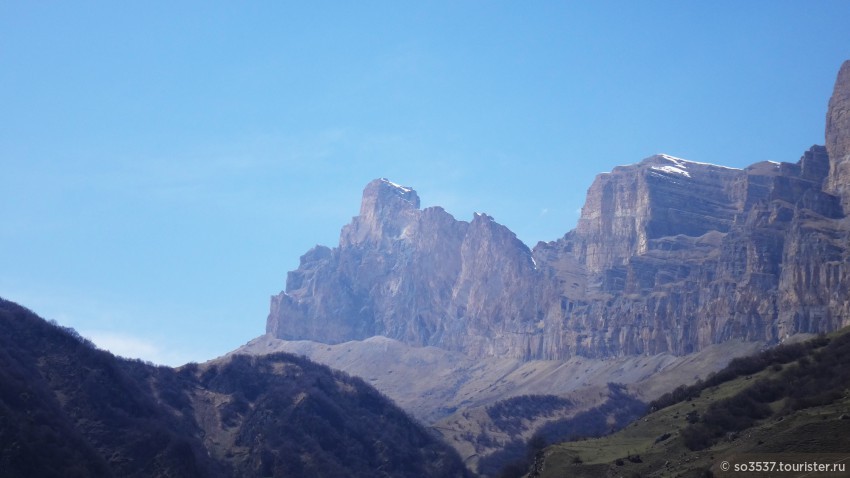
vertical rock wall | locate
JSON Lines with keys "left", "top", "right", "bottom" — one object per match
{"left": 826, "top": 60, "right": 850, "bottom": 212}
{"left": 267, "top": 64, "right": 850, "bottom": 360}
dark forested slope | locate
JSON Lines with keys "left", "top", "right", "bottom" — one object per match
{"left": 0, "top": 298, "right": 468, "bottom": 477}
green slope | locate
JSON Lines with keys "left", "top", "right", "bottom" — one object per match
{"left": 532, "top": 329, "right": 850, "bottom": 477}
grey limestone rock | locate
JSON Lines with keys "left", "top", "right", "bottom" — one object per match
{"left": 267, "top": 64, "right": 850, "bottom": 361}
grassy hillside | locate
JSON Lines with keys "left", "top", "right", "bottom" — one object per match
{"left": 477, "top": 385, "right": 645, "bottom": 478}
{"left": 532, "top": 328, "right": 850, "bottom": 477}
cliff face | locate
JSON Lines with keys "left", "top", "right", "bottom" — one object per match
{"left": 537, "top": 148, "right": 847, "bottom": 358}
{"left": 267, "top": 178, "right": 542, "bottom": 358}
{"left": 267, "top": 65, "right": 850, "bottom": 360}
{"left": 573, "top": 155, "right": 745, "bottom": 275}
{"left": 826, "top": 60, "right": 850, "bottom": 212}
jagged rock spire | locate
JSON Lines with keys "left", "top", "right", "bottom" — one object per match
{"left": 340, "top": 178, "right": 421, "bottom": 247}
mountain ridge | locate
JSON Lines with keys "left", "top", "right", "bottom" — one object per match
{"left": 0, "top": 297, "right": 469, "bottom": 477}
{"left": 267, "top": 143, "right": 849, "bottom": 360}
{"left": 255, "top": 61, "right": 850, "bottom": 474}
{"left": 267, "top": 58, "right": 850, "bottom": 359}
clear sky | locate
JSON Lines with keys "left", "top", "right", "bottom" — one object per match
{"left": 2, "top": 2, "right": 849, "bottom": 365}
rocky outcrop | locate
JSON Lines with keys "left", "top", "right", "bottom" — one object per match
{"left": 267, "top": 63, "right": 850, "bottom": 361}
{"left": 826, "top": 60, "right": 850, "bottom": 212}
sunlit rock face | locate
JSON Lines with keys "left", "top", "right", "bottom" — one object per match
{"left": 572, "top": 154, "right": 745, "bottom": 275}
{"left": 538, "top": 147, "right": 847, "bottom": 359}
{"left": 267, "top": 178, "right": 543, "bottom": 359}
{"left": 268, "top": 63, "right": 850, "bottom": 360}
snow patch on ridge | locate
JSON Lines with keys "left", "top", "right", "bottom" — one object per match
{"left": 657, "top": 154, "right": 742, "bottom": 171}
{"left": 380, "top": 178, "right": 413, "bottom": 193}
{"left": 649, "top": 153, "right": 745, "bottom": 178}
{"left": 652, "top": 164, "right": 691, "bottom": 177}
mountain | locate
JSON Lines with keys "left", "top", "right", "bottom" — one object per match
{"left": 0, "top": 298, "right": 469, "bottom": 477}
{"left": 266, "top": 62, "right": 850, "bottom": 362}
{"left": 254, "top": 61, "right": 850, "bottom": 475}
{"left": 266, "top": 177, "right": 541, "bottom": 359}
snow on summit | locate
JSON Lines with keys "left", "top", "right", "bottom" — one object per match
{"left": 380, "top": 178, "right": 413, "bottom": 193}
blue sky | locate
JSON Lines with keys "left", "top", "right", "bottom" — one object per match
{"left": 2, "top": 2, "right": 849, "bottom": 365}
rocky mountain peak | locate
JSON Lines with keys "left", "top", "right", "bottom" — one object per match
{"left": 826, "top": 60, "right": 850, "bottom": 211}
{"left": 361, "top": 178, "right": 421, "bottom": 215}
{"left": 471, "top": 211, "right": 498, "bottom": 225}
{"left": 340, "top": 178, "right": 421, "bottom": 248}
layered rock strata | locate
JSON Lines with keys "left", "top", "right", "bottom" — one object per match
{"left": 267, "top": 66, "right": 850, "bottom": 360}
{"left": 268, "top": 178, "right": 540, "bottom": 358}
{"left": 536, "top": 149, "right": 847, "bottom": 358}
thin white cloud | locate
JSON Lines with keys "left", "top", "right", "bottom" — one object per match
{"left": 82, "top": 330, "right": 183, "bottom": 366}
